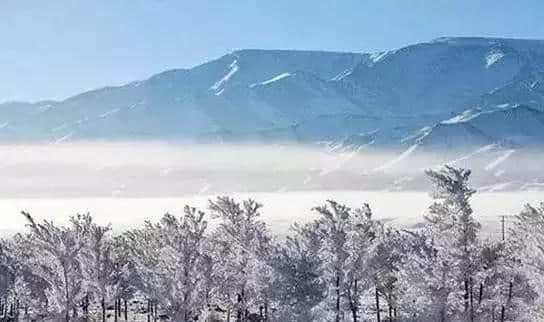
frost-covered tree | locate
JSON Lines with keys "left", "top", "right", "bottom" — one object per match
{"left": 367, "top": 225, "right": 405, "bottom": 322}
{"left": 0, "top": 238, "right": 19, "bottom": 319}
{"left": 80, "top": 220, "right": 132, "bottom": 321}
{"left": 0, "top": 239, "right": 15, "bottom": 302}
{"left": 513, "top": 203, "right": 544, "bottom": 279}
{"left": 398, "top": 228, "right": 464, "bottom": 321}
{"left": 471, "top": 240, "right": 537, "bottom": 322}
{"left": 343, "top": 203, "right": 382, "bottom": 322}
{"left": 209, "top": 196, "right": 271, "bottom": 322}
{"left": 510, "top": 202, "right": 544, "bottom": 319}
{"left": 271, "top": 221, "right": 326, "bottom": 321}
{"left": 19, "top": 212, "right": 89, "bottom": 322}
{"left": 123, "top": 224, "right": 163, "bottom": 319}
{"left": 424, "top": 166, "right": 481, "bottom": 321}
{"left": 125, "top": 206, "right": 210, "bottom": 321}
{"left": 312, "top": 200, "right": 383, "bottom": 322}
{"left": 6, "top": 235, "right": 51, "bottom": 320}
{"left": 313, "top": 200, "right": 351, "bottom": 322}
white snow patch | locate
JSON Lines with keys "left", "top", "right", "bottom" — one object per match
{"left": 485, "top": 149, "right": 515, "bottom": 171}
{"left": 37, "top": 104, "right": 53, "bottom": 113}
{"left": 401, "top": 126, "right": 432, "bottom": 143}
{"left": 250, "top": 73, "right": 292, "bottom": 88}
{"left": 54, "top": 132, "right": 74, "bottom": 144}
{"left": 485, "top": 50, "right": 504, "bottom": 68}
{"left": 369, "top": 51, "right": 389, "bottom": 63}
{"left": 446, "top": 144, "right": 499, "bottom": 165}
{"left": 496, "top": 103, "right": 510, "bottom": 108}
{"left": 99, "top": 108, "right": 121, "bottom": 118}
{"left": 374, "top": 144, "right": 418, "bottom": 172}
{"left": 214, "top": 88, "right": 225, "bottom": 96}
{"left": 128, "top": 100, "right": 144, "bottom": 109}
{"left": 0, "top": 122, "right": 9, "bottom": 129}
{"left": 441, "top": 109, "right": 481, "bottom": 124}
{"left": 210, "top": 60, "right": 239, "bottom": 91}
{"left": 331, "top": 69, "right": 352, "bottom": 81}
{"left": 531, "top": 81, "right": 539, "bottom": 89}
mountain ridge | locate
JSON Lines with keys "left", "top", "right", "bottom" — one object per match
{"left": 1, "top": 36, "right": 543, "bottom": 149}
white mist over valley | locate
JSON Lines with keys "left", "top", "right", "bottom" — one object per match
{"left": 0, "top": 142, "right": 541, "bottom": 235}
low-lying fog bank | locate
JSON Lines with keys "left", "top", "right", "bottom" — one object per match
{"left": 0, "top": 142, "right": 541, "bottom": 236}
{"left": 0, "top": 141, "right": 542, "bottom": 197}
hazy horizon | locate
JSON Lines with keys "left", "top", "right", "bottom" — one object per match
{"left": 0, "top": 142, "right": 539, "bottom": 199}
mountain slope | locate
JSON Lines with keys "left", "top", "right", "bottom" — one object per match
{"left": 0, "top": 37, "right": 543, "bottom": 150}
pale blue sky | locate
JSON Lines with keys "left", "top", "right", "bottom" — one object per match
{"left": 2, "top": 0, "right": 543, "bottom": 102}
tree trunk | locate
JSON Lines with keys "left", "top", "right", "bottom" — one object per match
{"left": 336, "top": 274, "right": 341, "bottom": 322}
{"left": 237, "top": 293, "right": 242, "bottom": 322}
{"left": 147, "top": 299, "right": 151, "bottom": 322}
{"left": 154, "top": 300, "right": 158, "bottom": 322}
{"left": 351, "top": 279, "right": 358, "bottom": 322}
{"left": 464, "top": 279, "right": 469, "bottom": 313}
{"left": 508, "top": 281, "right": 513, "bottom": 303}
{"left": 114, "top": 299, "right": 118, "bottom": 322}
{"left": 491, "top": 306, "right": 495, "bottom": 322}
{"left": 388, "top": 305, "right": 392, "bottom": 322}
{"left": 124, "top": 299, "right": 128, "bottom": 321}
{"left": 469, "top": 277, "right": 474, "bottom": 322}
{"left": 375, "top": 287, "right": 381, "bottom": 322}
{"left": 102, "top": 298, "right": 106, "bottom": 322}
{"left": 62, "top": 264, "right": 71, "bottom": 322}
{"left": 478, "top": 283, "right": 483, "bottom": 304}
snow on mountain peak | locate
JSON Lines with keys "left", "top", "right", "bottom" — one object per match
{"left": 210, "top": 59, "right": 239, "bottom": 91}
{"left": 249, "top": 72, "right": 292, "bottom": 88}
{"left": 440, "top": 109, "right": 482, "bottom": 124}
{"left": 485, "top": 50, "right": 505, "bottom": 68}
{"left": 368, "top": 51, "right": 390, "bottom": 63}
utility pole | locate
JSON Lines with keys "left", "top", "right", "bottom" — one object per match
{"left": 498, "top": 215, "right": 514, "bottom": 242}
{"left": 500, "top": 215, "right": 506, "bottom": 241}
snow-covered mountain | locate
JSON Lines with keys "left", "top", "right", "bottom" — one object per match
{"left": 1, "top": 37, "right": 543, "bottom": 191}
{"left": 1, "top": 37, "right": 544, "bottom": 150}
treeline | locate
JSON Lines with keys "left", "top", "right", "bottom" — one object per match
{"left": 0, "top": 166, "right": 543, "bottom": 322}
